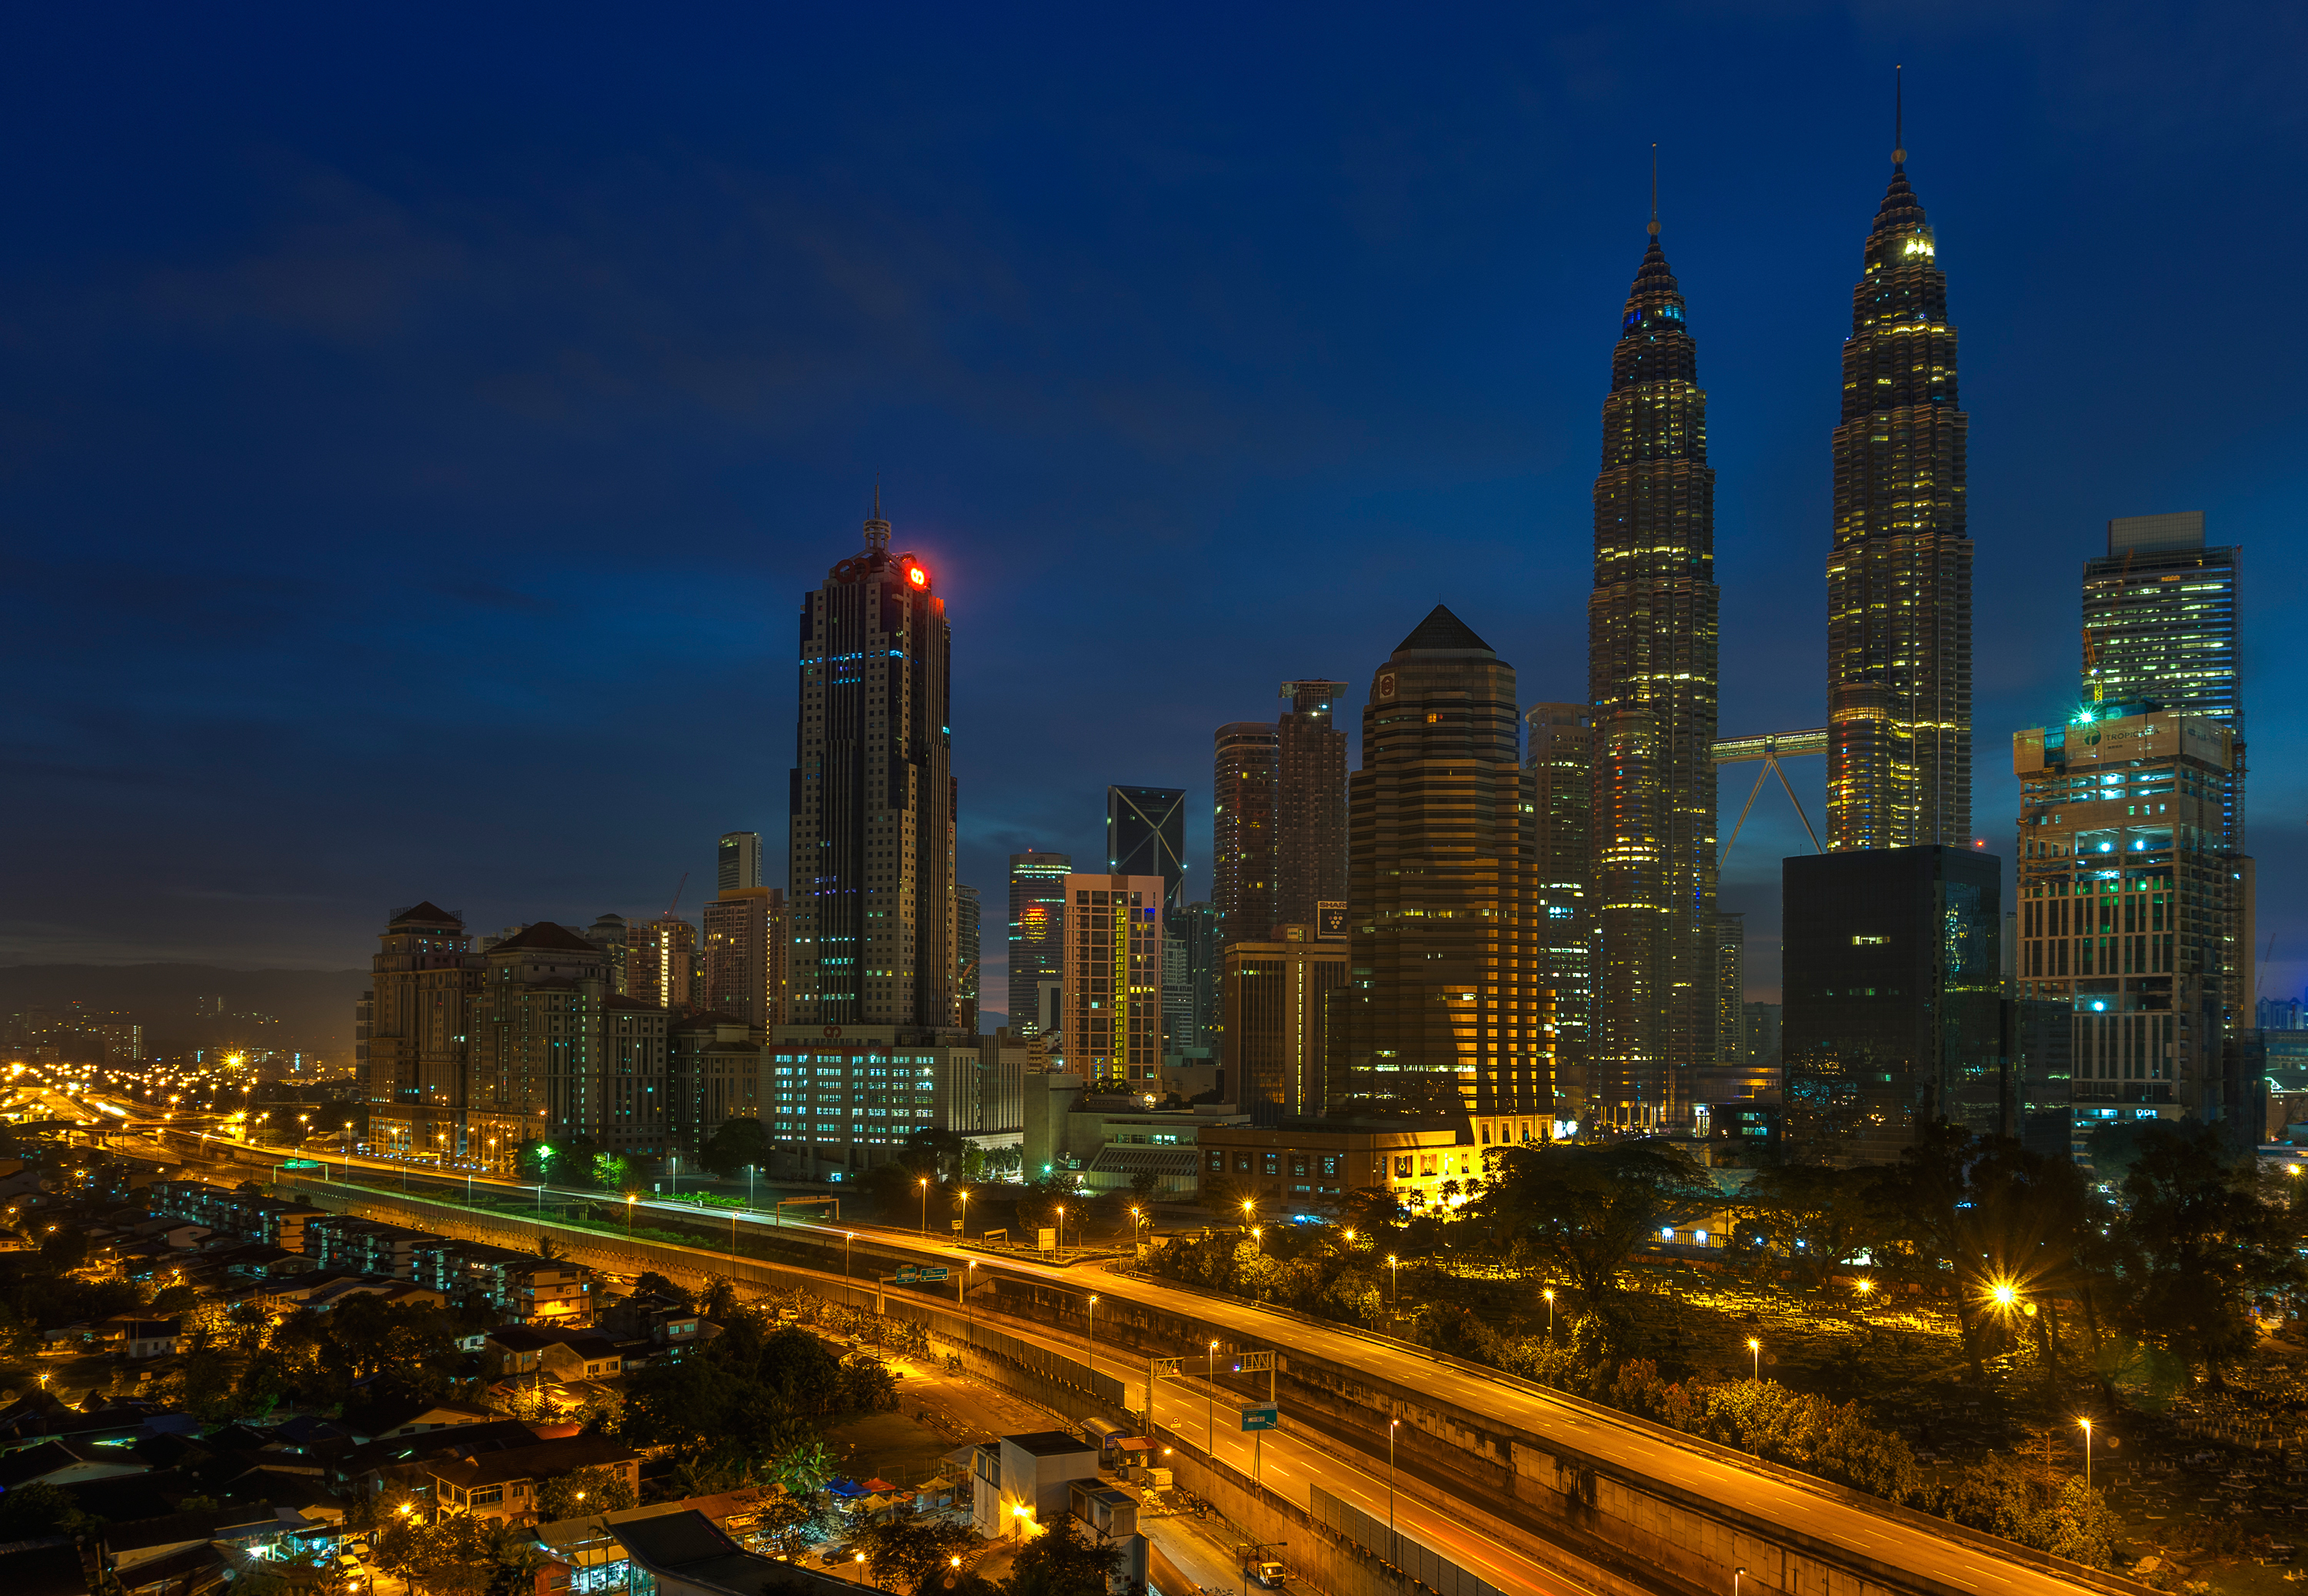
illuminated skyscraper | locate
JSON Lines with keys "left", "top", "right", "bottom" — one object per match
{"left": 1826, "top": 123, "right": 1972, "bottom": 851}
{"left": 787, "top": 498, "right": 956, "bottom": 1028}
{"left": 1212, "top": 724, "right": 1277, "bottom": 942}
{"left": 719, "top": 831, "right": 762, "bottom": 892}
{"left": 627, "top": 915, "right": 697, "bottom": 1013}
{"left": 1588, "top": 210, "right": 1719, "bottom": 1128}
{"left": 702, "top": 887, "right": 786, "bottom": 1027}
{"left": 1062, "top": 872, "right": 1166, "bottom": 1088}
{"left": 2083, "top": 512, "right": 2243, "bottom": 846}
{"left": 1345, "top": 606, "right": 1548, "bottom": 1136}
{"left": 1006, "top": 851, "right": 1070, "bottom": 1037}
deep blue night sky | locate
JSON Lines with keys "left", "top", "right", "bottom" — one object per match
{"left": 4, "top": 3, "right": 2304, "bottom": 1008}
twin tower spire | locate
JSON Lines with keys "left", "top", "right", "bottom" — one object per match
{"left": 1580, "top": 85, "right": 1969, "bottom": 1130}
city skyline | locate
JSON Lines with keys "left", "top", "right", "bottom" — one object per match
{"left": 4, "top": 12, "right": 2303, "bottom": 1021}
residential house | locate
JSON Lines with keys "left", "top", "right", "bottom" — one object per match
{"left": 425, "top": 1433, "right": 641, "bottom": 1524}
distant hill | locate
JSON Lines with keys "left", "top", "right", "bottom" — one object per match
{"left": 0, "top": 964, "right": 369, "bottom": 1058}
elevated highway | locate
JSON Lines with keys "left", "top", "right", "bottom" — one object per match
{"left": 125, "top": 1138, "right": 2144, "bottom": 1596}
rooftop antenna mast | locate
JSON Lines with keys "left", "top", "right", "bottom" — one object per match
{"left": 1893, "top": 65, "right": 1906, "bottom": 168}
{"left": 1649, "top": 143, "right": 1659, "bottom": 240}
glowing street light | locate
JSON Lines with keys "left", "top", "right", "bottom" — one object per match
{"left": 919, "top": 1176, "right": 931, "bottom": 1235}
{"left": 1206, "top": 1339, "right": 1219, "bottom": 1451}
{"left": 1543, "top": 1288, "right": 1556, "bottom": 1337}
{"left": 1386, "top": 1254, "right": 1399, "bottom": 1304}
{"left": 2078, "top": 1417, "right": 2093, "bottom": 1490}
{"left": 1748, "top": 1338, "right": 1761, "bottom": 1381}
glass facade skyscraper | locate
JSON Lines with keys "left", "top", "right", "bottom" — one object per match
{"left": 1108, "top": 785, "right": 1187, "bottom": 915}
{"left": 2084, "top": 512, "right": 2243, "bottom": 847}
{"left": 1782, "top": 845, "right": 2003, "bottom": 1162}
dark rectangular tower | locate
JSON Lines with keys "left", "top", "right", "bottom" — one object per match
{"left": 1782, "top": 845, "right": 2003, "bottom": 1163}
{"left": 1109, "top": 786, "right": 1187, "bottom": 915}
{"left": 787, "top": 499, "right": 956, "bottom": 1028}
{"left": 1826, "top": 138, "right": 1973, "bottom": 851}
{"left": 1587, "top": 218, "right": 1719, "bottom": 1129}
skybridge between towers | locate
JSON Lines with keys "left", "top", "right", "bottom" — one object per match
{"left": 1712, "top": 727, "right": 1827, "bottom": 867}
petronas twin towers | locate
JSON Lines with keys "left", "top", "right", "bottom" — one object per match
{"left": 1584, "top": 131, "right": 1970, "bottom": 1127}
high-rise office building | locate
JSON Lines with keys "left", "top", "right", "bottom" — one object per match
{"left": 1109, "top": 787, "right": 1187, "bottom": 915}
{"left": 363, "top": 901, "right": 482, "bottom": 1158}
{"left": 2083, "top": 512, "right": 2243, "bottom": 848}
{"left": 1714, "top": 914, "right": 1745, "bottom": 1064}
{"left": 1588, "top": 211, "right": 1719, "bottom": 1128}
{"left": 1743, "top": 1001, "right": 1783, "bottom": 1068}
{"left": 1276, "top": 681, "right": 1349, "bottom": 928}
{"left": 1524, "top": 704, "right": 1594, "bottom": 1111}
{"left": 956, "top": 884, "right": 982, "bottom": 1032}
{"left": 1782, "top": 847, "right": 2003, "bottom": 1162}
{"left": 1826, "top": 133, "right": 1973, "bottom": 851}
{"left": 1223, "top": 923, "right": 1347, "bottom": 1123}
{"left": 583, "top": 914, "right": 631, "bottom": 996}
{"left": 2013, "top": 705, "right": 2244, "bottom": 1128}
{"left": 719, "top": 831, "right": 762, "bottom": 893}
{"left": 702, "top": 886, "right": 786, "bottom": 1027}
{"left": 1344, "top": 606, "right": 1549, "bottom": 1138}
{"left": 627, "top": 915, "right": 697, "bottom": 1014}
{"left": 1006, "top": 851, "right": 1071, "bottom": 1038}
{"left": 1170, "top": 901, "right": 1223, "bottom": 1054}
{"left": 466, "top": 921, "right": 669, "bottom": 1165}
{"left": 1212, "top": 724, "right": 1279, "bottom": 942}
{"left": 788, "top": 498, "right": 956, "bottom": 1028}
{"left": 1061, "top": 873, "right": 1166, "bottom": 1088}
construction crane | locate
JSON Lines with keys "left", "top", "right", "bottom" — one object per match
{"left": 665, "top": 872, "right": 688, "bottom": 918}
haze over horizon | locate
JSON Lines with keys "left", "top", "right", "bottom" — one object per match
{"left": 5, "top": 4, "right": 2303, "bottom": 1008}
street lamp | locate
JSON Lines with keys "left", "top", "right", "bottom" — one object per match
{"left": 1240, "top": 1198, "right": 1255, "bottom": 1231}
{"left": 626, "top": 1195, "right": 636, "bottom": 1234}
{"left": 1388, "top": 1418, "right": 1399, "bottom": 1564}
{"left": 1386, "top": 1254, "right": 1399, "bottom": 1304}
{"left": 1748, "top": 1338, "right": 1761, "bottom": 1381}
{"left": 1086, "top": 1294, "right": 1099, "bottom": 1377}
{"left": 965, "top": 1260, "right": 979, "bottom": 1329}
{"left": 919, "top": 1177, "right": 930, "bottom": 1235}
{"left": 957, "top": 1187, "right": 971, "bottom": 1239}
{"left": 845, "top": 1231, "right": 857, "bottom": 1310}
{"left": 1206, "top": 1339, "right": 1219, "bottom": 1452}
{"left": 1543, "top": 1288, "right": 1555, "bottom": 1338}
{"left": 2078, "top": 1418, "right": 2093, "bottom": 1490}
{"left": 1056, "top": 1204, "right": 1066, "bottom": 1254}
